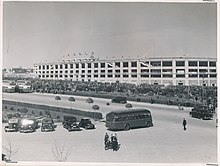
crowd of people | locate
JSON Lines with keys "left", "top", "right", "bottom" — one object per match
{"left": 30, "top": 79, "right": 217, "bottom": 106}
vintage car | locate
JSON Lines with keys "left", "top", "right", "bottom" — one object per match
{"left": 66, "top": 122, "right": 81, "bottom": 132}
{"left": 189, "top": 106, "right": 214, "bottom": 120}
{"left": 78, "top": 118, "right": 95, "bottom": 129}
{"left": 62, "top": 115, "right": 81, "bottom": 131}
{"left": 41, "top": 118, "right": 54, "bottom": 132}
{"left": 111, "top": 97, "right": 127, "bottom": 104}
{"left": 4, "top": 118, "right": 19, "bottom": 132}
{"left": 19, "top": 118, "right": 38, "bottom": 133}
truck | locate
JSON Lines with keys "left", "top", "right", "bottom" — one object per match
{"left": 189, "top": 106, "right": 214, "bottom": 120}
{"left": 41, "top": 118, "right": 55, "bottom": 132}
{"left": 4, "top": 118, "right": 19, "bottom": 132}
{"left": 19, "top": 118, "right": 38, "bottom": 133}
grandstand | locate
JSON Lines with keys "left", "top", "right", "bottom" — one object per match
{"left": 33, "top": 57, "right": 217, "bottom": 86}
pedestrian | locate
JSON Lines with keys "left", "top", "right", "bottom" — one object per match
{"left": 111, "top": 133, "right": 114, "bottom": 142}
{"left": 182, "top": 118, "right": 187, "bottom": 130}
{"left": 104, "top": 132, "right": 109, "bottom": 145}
{"left": 112, "top": 133, "right": 118, "bottom": 151}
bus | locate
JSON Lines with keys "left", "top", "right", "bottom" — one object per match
{"left": 106, "top": 108, "right": 153, "bottom": 130}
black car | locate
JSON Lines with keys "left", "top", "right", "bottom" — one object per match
{"left": 4, "top": 118, "right": 19, "bottom": 132}
{"left": 78, "top": 118, "right": 95, "bottom": 129}
{"left": 111, "top": 97, "right": 127, "bottom": 104}
{"left": 41, "top": 118, "right": 54, "bottom": 132}
{"left": 62, "top": 115, "right": 77, "bottom": 128}
{"left": 189, "top": 106, "right": 214, "bottom": 120}
{"left": 66, "top": 122, "right": 81, "bottom": 132}
{"left": 62, "top": 115, "right": 81, "bottom": 131}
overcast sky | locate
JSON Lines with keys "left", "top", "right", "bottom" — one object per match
{"left": 3, "top": 2, "right": 217, "bottom": 68}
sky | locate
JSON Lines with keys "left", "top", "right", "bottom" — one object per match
{"left": 3, "top": 2, "right": 217, "bottom": 68}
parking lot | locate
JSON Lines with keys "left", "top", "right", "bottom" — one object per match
{"left": 2, "top": 93, "right": 217, "bottom": 163}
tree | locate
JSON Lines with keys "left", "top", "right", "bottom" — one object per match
{"left": 45, "top": 110, "right": 51, "bottom": 116}
{"left": 39, "top": 111, "right": 43, "bottom": 116}
{"left": 52, "top": 141, "right": 72, "bottom": 162}
{"left": 86, "top": 98, "right": 94, "bottom": 111}
{"left": 56, "top": 115, "right": 60, "bottom": 120}
{"left": 148, "top": 91, "right": 154, "bottom": 96}
{"left": 19, "top": 108, "right": 28, "bottom": 114}
{"left": 68, "top": 97, "right": 75, "bottom": 109}
{"left": 55, "top": 96, "right": 62, "bottom": 119}
{"left": 125, "top": 103, "right": 132, "bottom": 109}
{"left": 92, "top": 105, "right": 100, "bottom": 121}
{"left": 55, "top": 96, "right": 61, "bottom": 106}
{"left": 10, "top": 107, "right": 15, "bottom": 111}
{"left": 3, "top": 138, "right": 19, "bottom": 161}
{"left": 92, "top": 105, "right": 100, "bottom": 111}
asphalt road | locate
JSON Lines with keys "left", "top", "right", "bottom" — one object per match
{"left": 2, "top": 93, "right": 217, "bottom": 163}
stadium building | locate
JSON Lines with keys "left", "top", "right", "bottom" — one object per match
{"left": 33, "top": 57, "right": 217, "bottom": 86}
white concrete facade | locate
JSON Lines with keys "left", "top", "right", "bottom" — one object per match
{"left": 33, "top": 57, "right": 217, "bottom": 86}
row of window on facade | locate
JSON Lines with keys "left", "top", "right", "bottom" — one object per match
{"left": 36, "top": 61, "right": 216, "bottom": 70}
{"left": 38, "top": 73, "right": 217, "bottom": 79}
{"left": 37, "top": 68, "right": 216, "bottom": 75}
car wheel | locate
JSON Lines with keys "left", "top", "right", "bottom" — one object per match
{"left": 124, "top": 124, "right": 130, "bottom": 131}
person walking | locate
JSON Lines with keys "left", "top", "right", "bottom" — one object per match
{"left": 182, "top": 118, "right": 187, "bottom": 130}
{"left": 104, "top": 133, "right": 109, "bottom": 145}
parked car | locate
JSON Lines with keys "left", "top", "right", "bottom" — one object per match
{"left": 19, "top": 118, "right": 38, "bottom": 133}
{"left": 78, "top": 118, "right": 95, "bottom": 129}
{"left": 66, "top": 122, "right": 81, "bottom": 132}
{"left": 62, "top": 115, "right": 81, "bottom": 131}
{"left": 111, "top": 97, "right": 127, "bottom": 104}
{"left": 41, "top": 118, "right": 54, "bottom": 132}
{"left": 189, "top": 106, "right": 214, "bottom": 120}
{"left": 4, "top": 118, "right": 19, "bottom": 132}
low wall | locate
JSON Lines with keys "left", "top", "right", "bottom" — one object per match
{"left": 64, "top": 91, "right": 200, "bottom": 107}
{"left": 2, "top": 100, "right": 103, "bottom": 121}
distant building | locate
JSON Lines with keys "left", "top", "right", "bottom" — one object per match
{"left": 33, "top": 57, "right": 217, "bottom": 86}
{"left": 3, "top": 67, "right": 38, "bottom": 79}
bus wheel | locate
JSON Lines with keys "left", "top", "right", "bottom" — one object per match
{"left": 146, "top": 122, "right": 150, "bottom": 127}
{"left": 124, "top": 124, "right": 130, "bottom": 131}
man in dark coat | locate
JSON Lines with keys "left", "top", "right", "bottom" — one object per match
{"left": 183, "top": 118, "right": 187, "bottom": 130}
{"left": 104, "top": 133, "right": 109, "bottom": 145}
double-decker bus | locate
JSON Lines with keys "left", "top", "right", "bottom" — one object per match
{"left": 2, "top": 80, "right": 16, "bottom": 93}
{"left": 106, "top": 108, "right": 153, "bottom": 130}
{"left": 17, "top": 80, "right": 33, "bottom": 93}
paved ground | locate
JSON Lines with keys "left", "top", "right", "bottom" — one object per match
{"left": 2, "top": 93, "right": 218, "bottom": 163}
